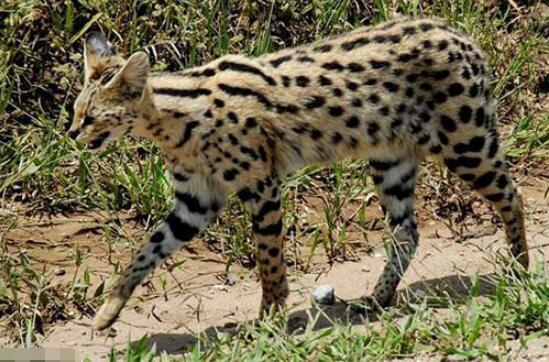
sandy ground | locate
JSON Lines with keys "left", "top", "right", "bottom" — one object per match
{"left": 1, "top": 178, "right": 548, "bottom": 361}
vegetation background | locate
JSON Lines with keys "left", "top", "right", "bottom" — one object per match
{"left": 0, "top": 0, "right": 548, "bottom": 360}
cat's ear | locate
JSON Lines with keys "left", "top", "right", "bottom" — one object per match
{"left": 84, "top": 32, "right": 114, "bottom": 82}
{"left": 104, "top": 52, "right": 149, "bottom": 99}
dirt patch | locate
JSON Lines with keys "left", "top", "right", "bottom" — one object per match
{"left": 1, "top": 179, "right": 548, "bottom": 360}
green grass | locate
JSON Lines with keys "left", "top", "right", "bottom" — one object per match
{"left": 0, "top": 0, "right": 548, "bottom": 356}
{"left": 102, "top": 261, "right": 549, "bottom": 361}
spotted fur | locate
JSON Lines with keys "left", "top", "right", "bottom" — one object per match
{"left": 68, "top": 19, "right": 529, "bottom": 330}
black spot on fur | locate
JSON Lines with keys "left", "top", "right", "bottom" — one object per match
{"left": 485, "top": 193, "right": 504, "bottom": 202}
{"left": 214, "top": 98, "right": 225, "bottom": 108}
{"left": 448, "top": 83, "right": 465, "bottom": 96}
{"left": 173, "top": 172, "right": 189, "bottom": 182}
{"left": 438, "top": 39, "right": 449, "bottom": 50}
{"left": 329, "top": 106, "right": 344, "bottom": 117}
{"left": 419, "top": 22, "right": 434, "bottom": 32}
{"left": 384, "top": 184, "right": 414, "bottom": 200}
{"left": 438, "top": 131, "right": 449, "bottom": 145}
{"left": 469, "top": 83, "right": 479, "bottom": 97}
{"left": 218, "top": 61, "right": 277, "bottom": 85}
{"left": 346, "top": 81, "right": 359, "bottom": 91}
{"left": 497, "top": 175, "right": 508, "bottom": 189}
{"left": 305, "top": 96, "right": 326, "bottom": 109}
{"left": 269, "top": 55, "right": 292, "bottom": 68}
{"left": 440, "top": 115, "right": 457, "bottom": 132}
{"left": 370, "top": 60, "right": 391, "bottom": 69}
{"left": 275, "top": 103, "right": 299, "bottom": 114}
{"left": 398, "top": 53, "right": 419, "bottom": 63}
{"left": 459, "top": 105, "right": 473, "bottom": 123}
{"left": 349, "top": 136, "right": 358, "bottom": 148}
{"left": 367, "top": 121, "right": 380, "bottom": 136}
{"left": 296, "top": 75, "right": 310, "bottom": 87}
{"left": 254, "top": 219, "right": 283, "bottom": 236}
{"left": 175, "top": 121, "right": 200, "bottom": 147}
{"left": 245, "top": 117, "right": 258, "bottom": 128}
{"left": 390, "top": 118, "right": 403, "bottom": 129}
{"left": 473, "top": 171, "right": 496, "bottom": 189}
{"left": 419, "top": 111, "right": 431, "bottom": 122}
{"left": 405, "top": 87, "right": 414, "bottom": 98}
{"left": 348, "top": 62, "right": 365, "bottom": 72}
{"left": 166, "top": 214, "right": 199, "bottom": 242}
{"left": 403, "top": 26, "right": 415, "bottom": 35}
{"left": 372, "top": 175, "right": 384, "bottom": 184}
{"left": 237, "top": 188, "right": 257, "bottom": 202}
{"left": 228, "top": 112, "right": 239, "bottom": 124}
{"left": 313, "top": 44, "right": 333, "bottom": 53}
{"left": 241, "top": 146, "right": 259, "bottom": 160}
{"left": 268, "top": 248, "right": 279, "bottom": 257}
{"left": 488, "top": 137, "right": 499, "bottom": 158}
{"left": 176, "top": 192, "right": 209, "bottom": 214}
{"left": 341, "top": 37, "right": 370, "bottom": 51}
{"left": 223, "top": 168, "right": 239, "bottom": 181}
{"left": 282, "top": 76, "right": 291, "bottom": 87}
{"left": 322, "top": 61, "right": 344, "bottom": 71}
{"left": 218, "top": 84, "right": 272, "bottom": 109}
{"left": 228, "top": 134, "right": 239, "bottom": 145}
{"left": 369, "top": 94, "right": 380, "bottom": 104}
{"left": 153, "top": 87, "right": 211, "bottom": 98}
{"left": 259, "top": 146, "right": 268, "bottom": 162}
{"left": 370, "top": 159, "right": 400, "bottom": 171}
{"left": 378, "top": 106, "right": 390, "bottom": 116}
{"left": 430, "top": 70, "right": 450, "bottom": 80}
{"left": 475, "top": 107, "right": 485, "bottom": 127}
{"left": 433, "top": 92, "right": 447, "bottom": 103}
{"left": 471, "top": 63, "right": 480, "bottom": 75}
{"left": 297, "top": 56, "right": 314, "bottom": 63}
{"left": 150, "top": 231, "right": 165, "bottom": 243}
{"left": 310, "top": 129, "right": 323, "bottom": 140}
{"left": 318, "top": 75, "right": 333, "bottom": 86}
{"left": 255, "top": 200, "right": 281, "bottom": 222}
{"left": 459, "top": 173, "right": 476, "bottom": 181}
{"left": 383, "top": 82, "right": 400, "bottom": 92}
{"left": 346, "top": 116, "right": 360, "bottom": 128}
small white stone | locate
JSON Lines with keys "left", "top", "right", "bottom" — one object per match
{"left": 312, "top": 284, "right": 335, "bottom": 305}
{"left": 212, "top": 284, "right": 229, "bottom": 291}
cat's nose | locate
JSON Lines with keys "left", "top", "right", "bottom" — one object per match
{"left": 67, "top": 129, "right": 80, "bottom": 140}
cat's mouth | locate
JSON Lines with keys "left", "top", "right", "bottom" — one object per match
{"left": 80, "top": 131, "right": 111, "bottom": 150}
{"left": 87, "top": 131, "right": 111, "bottom": 150}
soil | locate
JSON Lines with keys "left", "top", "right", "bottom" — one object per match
{"left": 1, "top": 177, "right": 548, "bottom": 361}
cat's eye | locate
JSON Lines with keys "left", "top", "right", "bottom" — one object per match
{"left": 82, "top": 115, "right": 94, "bottom": 127}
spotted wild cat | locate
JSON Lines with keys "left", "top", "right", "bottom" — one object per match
{"left": 67, "top": 17, "right": 529, "bottom": 330}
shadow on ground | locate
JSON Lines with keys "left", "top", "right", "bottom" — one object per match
{"left": 133, "top": 272, "right": 498, "bottom": 356}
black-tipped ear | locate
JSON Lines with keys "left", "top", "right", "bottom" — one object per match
{"left": 105, "top": 52, "right": 149, "bottom": 99}
{"left": 84, "top": 32, "right": 116, "bottom": 82}
{"left": 86, "top": 32, "right": 113, "bottom": 57}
